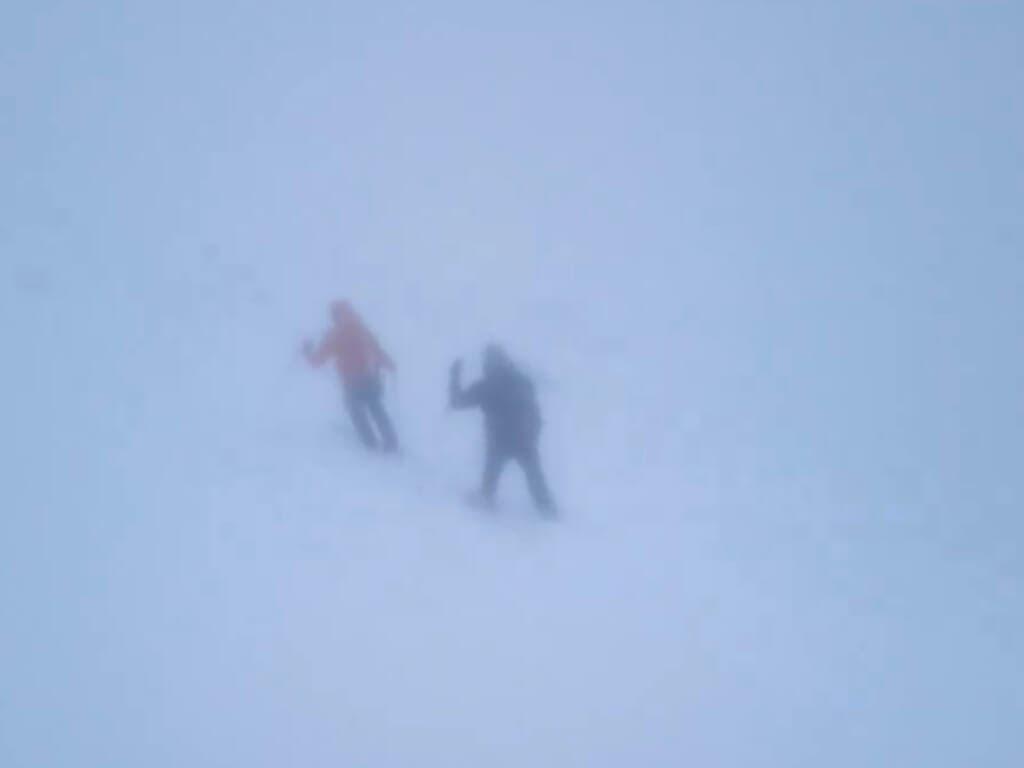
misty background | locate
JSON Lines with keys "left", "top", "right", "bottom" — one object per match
{"left": 2, "top": 2, "right": 1021, "bottom": 766}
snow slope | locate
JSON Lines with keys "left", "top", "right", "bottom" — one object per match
{"left": 2, "top": 3, "right": 1022, "bottom": 766}
{"left": 3, "top": 231, "right": 1021, "bottom": 767}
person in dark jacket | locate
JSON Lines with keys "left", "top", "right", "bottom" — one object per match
{"left": 303, "top": 300, "right": 399, "bottom": 452}
{"left": 449, "top": 344, "right": 555, "bottom": 514}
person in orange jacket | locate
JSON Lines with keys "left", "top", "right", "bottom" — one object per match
{"left": 303, "top": 300, "right": 399, "bottom": 452}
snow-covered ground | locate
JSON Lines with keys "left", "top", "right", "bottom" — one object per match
{"left": 2, "top": 3, "right": 1022, "bottom": 766}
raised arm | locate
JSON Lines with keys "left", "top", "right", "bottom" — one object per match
{"left": 303, "top": 332, "right": 333, "bottom": 367}
{"left": 449, "top": 359, "right": 485, "bottom": 409}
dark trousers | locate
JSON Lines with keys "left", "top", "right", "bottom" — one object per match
{"left": 345, "top": 376, "right": 398, "bottom": 452}
{"left": 481, "top": 438, "right": 554, "bottom": 512}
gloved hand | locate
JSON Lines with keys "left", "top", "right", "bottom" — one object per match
{"left": 450, "top": 358, "right": 463, "bottom": 382}
{"left": 448, "top": 358, "right": 463, "bottom": 409}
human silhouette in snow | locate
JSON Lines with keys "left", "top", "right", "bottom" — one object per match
{"left": 449, "top": 344, "right": 555, "bottom": 514}
{"left": 303, "top": 300, "right": 398, "bottom": 452}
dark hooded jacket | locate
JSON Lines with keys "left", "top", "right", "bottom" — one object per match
{"left": 449, "top": 346, "right": 541, "bottom": 451}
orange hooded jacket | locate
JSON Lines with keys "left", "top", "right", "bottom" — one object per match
{"left": 305, "top": 301, "right": 394, "bottom": 387}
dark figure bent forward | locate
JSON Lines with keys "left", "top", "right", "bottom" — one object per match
{"left": 449, "top": 345, "right": 556, "bottom": 514}
{"left": 304, "top": 300, "right": 399, "bottom": 453}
